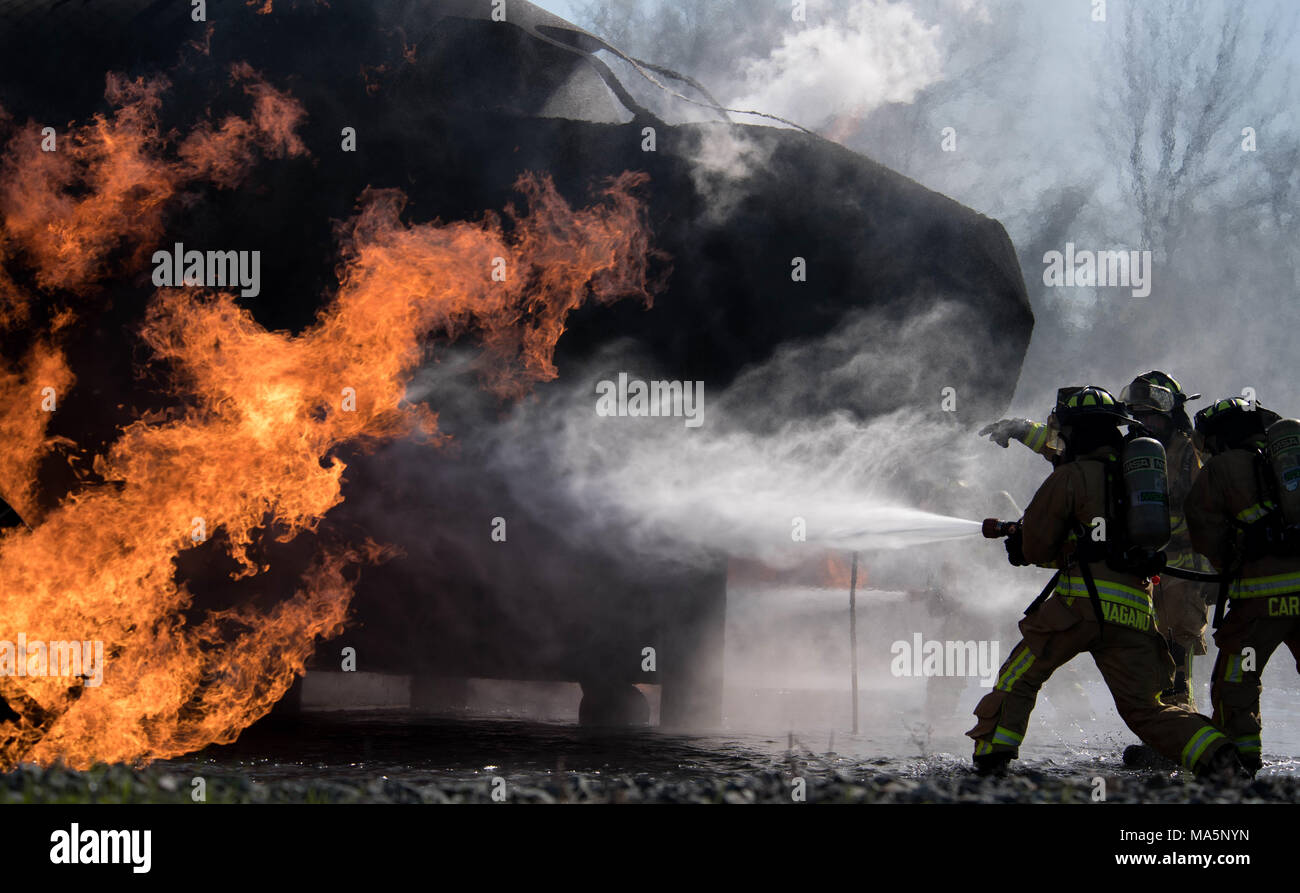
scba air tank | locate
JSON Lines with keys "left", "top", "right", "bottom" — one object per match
{"left": 1122, "top": 437, "right": 1171, "bottom": 550}
{"left": 1266, "top": 418, "right": 1300, "bottom": 525}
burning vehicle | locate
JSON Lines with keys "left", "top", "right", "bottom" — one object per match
{"left": 0, "top": 0, "right": 1030, "bottom": 769}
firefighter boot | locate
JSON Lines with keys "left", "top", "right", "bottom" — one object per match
{"left": 973, "top": 751, "right": 1013, "bottom": 776}
{"left": 1239, "top": 753, "right": 1263, "bottom": 779}
{"left": 1160, "top": 640, "right": 1194, "bottom": 708}
{"left": 1194, "top": 744, "right": 1251, "bottom": 783}
{"left": 1122, "top": 743, "right": 1177, "bottom": 771}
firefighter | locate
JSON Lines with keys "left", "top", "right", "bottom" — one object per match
{"left": 968, "top": 386, "right": 1244, "bottom": 778}
{"left": 982, "top": 381, "right": 1226, "bottom": 728}
{"left": 1185, "top": 397, "right": 1300, "bottom": 777}
{"left": 1120, "top": 372, "right": 1213, "bottom": 707}
{"left": 985, "top": 373, "right": 1212, "bottom": 709}
{"left": 1116, "top": 373, "right": 1218, "bottom": 768}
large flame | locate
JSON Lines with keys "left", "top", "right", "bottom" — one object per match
{"left": 0, "top": 70, "right": 656, "bottom": 768}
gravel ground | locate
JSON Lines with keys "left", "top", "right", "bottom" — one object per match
{"left": 4, "top": 710, "right": 1297, "bottom": 804}
{"left": 5, "top": 755, "right": 1300, "bottom": 804}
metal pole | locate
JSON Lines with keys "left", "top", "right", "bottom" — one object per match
{"left": 849, "top": 551, "right": 859, "bottom": 735}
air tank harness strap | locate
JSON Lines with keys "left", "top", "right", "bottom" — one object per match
{"left": 1072, "top": 520, "right": 1107, "bottom": 639}
{"left": 1158, "top": 567, "right": 1223, "bottom": 584}
{"left": 1023, "top": 570, "right": 1062, "bottom": 616}
{"left": 1213, "top": 550, "right": 1246, "bottom": 630}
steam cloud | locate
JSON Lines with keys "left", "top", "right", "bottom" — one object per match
{"left": 728, "top": 0, "right": 945, "bottom": 128}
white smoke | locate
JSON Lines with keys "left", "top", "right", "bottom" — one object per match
{"left": 681, "top": 125, "right": 777, "bottom": 224}
{"left": 727, "top": 0, "right": 946, "bottom": 128}
{"left": 512, "top": 404, "right": 981, "bottom": 561}
{"left": 478, "top": 347, "right": 1003, "bottom": 572}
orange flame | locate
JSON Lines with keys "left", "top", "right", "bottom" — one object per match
{"left": 0, "top": 71, "right": 656, "bottom": 768}
{"left": 0, "top": 71, "right": 307, "bottom": 299}
{"left": 0, "top": 342, "right": 74, "bottom": 524}
{"left": 728, "top": 553, "right": 861, "bottom": 591}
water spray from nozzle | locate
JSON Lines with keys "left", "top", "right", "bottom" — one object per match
{"left": 818, "top": 507, "right": 983, "bottom": 551}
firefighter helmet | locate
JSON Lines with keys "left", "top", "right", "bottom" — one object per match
{"left": 1054, "top": 385, "right": 1137, "bottom": 426}
{"left": 1194, "top": 397, "right": 1280, "bottom": 454}
{"left": 1126, "top": 370, "right": 1200, "bottom": 437}
{"left": 1121, "top": 378, "right": 1176, "bottom": 414}
{"left": 1133, "top": 370, "right": 1200, "bottom": 406}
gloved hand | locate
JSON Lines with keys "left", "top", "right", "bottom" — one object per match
{"left": 978, "top": 418, "right": 1033, "bottom": 448}
{"left": 1004, "top": 528, "right": 1029, "bottom": 566}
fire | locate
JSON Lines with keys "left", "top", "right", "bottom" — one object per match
{"left": 0, "top": 70, "right": 307, "bottom": 296}
{"left": 0, "top": 343, "right": 74, "bottom": 525}
{"left": 728, "top": 553, "right": 861, "bottom": 591}
{"left": 0, "top": 70, "right": 656, "bottom": 768}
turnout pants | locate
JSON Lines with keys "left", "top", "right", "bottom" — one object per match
{"left": 968, "top": 594, "right": 1230, "bottom": 771}
{"left": 1152, "top": 576, "right": 1213, "bottom": 708}
{"left": 1210, "top": 596, "right": 1300, "bottom": 768}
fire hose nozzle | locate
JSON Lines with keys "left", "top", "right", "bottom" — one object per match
{"left": 982, "top": 518, "right": 1019, "bottom": 539}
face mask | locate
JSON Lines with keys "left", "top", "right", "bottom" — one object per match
{"left": 1134, "top": 412, "right": 1173, "bottom": 442}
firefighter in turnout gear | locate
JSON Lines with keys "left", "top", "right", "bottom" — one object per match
{"left": 985, "top": 371, "right": 1213, "bottom": 709}
{"left": 1186, "top": 397, "right": 1300, "bottom": 777}
{"left": 1121, "top": 373, "right": 1213, "bottom": 697}
{"left": 968, "top": 386, "right": 1244, "bottom": 777}
{"left": 979, "top": 392, "right": 1096, "bottom": 720}
{"left": 1116, "top": 372, "right": 1215, "bottom": 768}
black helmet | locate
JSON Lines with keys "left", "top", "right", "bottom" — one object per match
{"left": 1124, "top": 370, "right": 1200, "bottom": 437}
{"left": 1048, "top": 386, "right": 1136, "bottom": 461}
{"left": 1194, "top": 397, "right": 1280, "bottom": 454}
{"left": 1129, "top": 370, "right": 1200, "bottom": 408}
{"left": 1120, "top": 378, "right": 1176, "bottom": 414}
{"left": 1053, "top": 385, "right": 1137, "bottom": 426}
